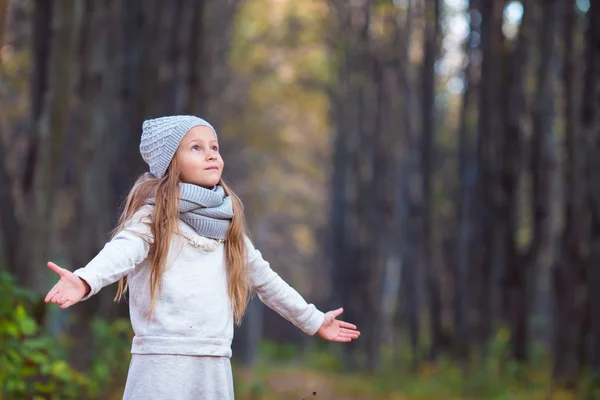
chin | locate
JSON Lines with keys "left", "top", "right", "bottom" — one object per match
{"left": 198, "top": 180, "right": 219, "bottom": 188}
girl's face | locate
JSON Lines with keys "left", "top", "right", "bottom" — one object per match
{"left": 174, "top": 126, "right": 224, "bottom": 188}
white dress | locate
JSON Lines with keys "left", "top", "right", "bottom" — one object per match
{"left": 122, "top": 354, "right": 234, "bottom": 400}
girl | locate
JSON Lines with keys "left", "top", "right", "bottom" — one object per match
{"left": 44, "top": 115, "right": 360, "bottom": 400}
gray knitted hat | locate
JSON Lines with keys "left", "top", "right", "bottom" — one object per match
{"left": 140, "top": 115, "right": 217, "bottom": 179}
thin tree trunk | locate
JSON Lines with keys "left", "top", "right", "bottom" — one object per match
{"left": 328, "top": 0, "right": 354, "bottom": 370}
{"left": 0, "top": 134, "right": 19, "bottom": 271}
{"left": 0, "top": 0, "right": 21, "bottom": 272}
{"left": 368, "top": 53, "right": 394, "bottom": 371}
{"left": 196, "top": 0, "right": 243, "bottom": 144}
{"left": 501, "top": 0, "right": 534, "bottom": 363}
{"left": 583, "top": 0, "right": 600, "bottom": 376}
{"left": 403, "top": 2, "right": 420, "bottom": 370}
{"left": 521, "top": 0, "right": 563, "bottom": 363}
{"left": 454, "top": 0, "right": 478, "bottom": 360}
{"left": 351, "top": 0, "right": 383, "bottom": 371}
{"left": 551, "top": 0, "right": 587, "bottom": 388}
{"left": 474, "top": 0, "right": 502, "bottom": 354}
{"left": 421, "top": 0, "right": 442, "bottom": 361}
{"left": 232, "top": 216, "right": 267, "bottom": 366}
{"left": 0, "top": 0, "right": 6, "bottom": 38}
{"left": 185, "top": 0, "right": 204, "bottom": 114}
{"left": 393, "top": 0, "right": 421, "bottom": 369}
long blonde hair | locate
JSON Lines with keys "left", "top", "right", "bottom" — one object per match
{"left": 112, "top": 157, "right": 251, "bottom": 325}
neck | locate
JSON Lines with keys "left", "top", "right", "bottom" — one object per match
{"left": 181, "top": 181, "right": 216, "bottom": 191}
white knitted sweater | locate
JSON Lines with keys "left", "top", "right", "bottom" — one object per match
{"left": 73, "top": 205, "right": 324, "bottom": 357}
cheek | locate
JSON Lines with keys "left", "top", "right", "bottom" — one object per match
{"left": 179, "top": 157, "right": 196, "bottom": 177}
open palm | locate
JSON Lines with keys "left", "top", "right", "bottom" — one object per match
{"left": 44, "top": 262, "right": 89, "bottom": 309}
{"left": 316, "top": 308, "right": 360, "bottom": 343}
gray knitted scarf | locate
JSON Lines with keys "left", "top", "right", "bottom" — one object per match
{"left": 148, "top": 183, "right": 233, "bottom": 240}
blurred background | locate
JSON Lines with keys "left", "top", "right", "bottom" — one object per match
{"left": 0, "top": 0, "right": 599, "bottom": 398}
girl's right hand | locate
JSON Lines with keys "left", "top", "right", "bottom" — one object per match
{"left": 44, "top": 262, "right": 90, "bottom": 308}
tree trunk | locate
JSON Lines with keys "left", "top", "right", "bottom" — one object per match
{"left": 349, "top": 0, "right": 380, "bottom": 371}
{"left": 521, "top": 0, "right": 563, "bottom": 363}
{"left": 63, "top": 0, "right": 125, "bottom": 371}
{"left": 21, "top": 0, "right": 77, "bottom": 294}
{"left": 583, "top": 0, "right": 600, "bottom": 376}
{"left": 108, "top": 0, "right": 162, "bottom": 211}
{"left": 232, "top": 216, "right": 267, "bottom": 366}
{"left": 454, "top": 0, "right": 479, "bottom": 360}
{"left": 501, "top": 0, "right": 534, "bottom": 363}
{"left": 185, "top": 0, "right": 204, "bottom": 114}
{"left": 328, "top": 0, "right": 391, "bottom": 371}
{"left": 421, "top": 0, "right": 442, "bottom": 361}
{"left": 0, "top": 0, "right": 21, "bottom": 272}
{"left": 0, "top": 0, "right": 6, "bottom": 38}
{"left": 328, "top": 3, "right": 352, "bottom": 365}
{"left": 392, "top": 0, "right": 421, "bottom": 369}
{"left": 474, "top": 0, "right": 503, "bottom": 354}
{"left": 551, "top": 0, "right": 587, "bottom": 388}
{"left": 0, "top": 134, "right": 20, "bottom": 271}
{"left": 16, "top": 0, "right": 53, "bottom": 288}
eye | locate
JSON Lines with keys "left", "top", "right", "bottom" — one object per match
{"left": 211, "top": 146, "right": 219, "bottom": 151}
{"left": 192, "top": 145, "right": 201, "bottom": 152}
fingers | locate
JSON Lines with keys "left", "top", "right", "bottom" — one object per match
{"left": 45, "top": 285, "right": 68, "bottom": 306}
{"left": 50, "top": 292, "right": 72, "bottom": 308}
{"left": 334, "top": 336, "right": 352, "bottom": 342}
{"left": 339, "top": 332, "right": 360, "bottom": 341}
{"left": 339, "top": 320, "right": 357, "bottom": 330}
{"left": 336, "top": 329, "right": 360, "bottom": 342}
{"left": 50, "top": 292, "right": 63, "bottom": 305}
{"left": 44, "top": 290, "right": 55, "bottom": 303}
{"left": 340, "top": 328, "right": 360, "bottom": 338}
{"left": 45, "top": 284, "right": 61, "bottom": 303}
{"left": 61, "top": 299, "right": 75, "bottom": 309}
{"left": 47, "top": 261, "right": 65, "bottom": 277}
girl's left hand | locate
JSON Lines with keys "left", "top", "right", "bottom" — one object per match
{"left": 317, "top": 307, "right": 360, "bottom": 342}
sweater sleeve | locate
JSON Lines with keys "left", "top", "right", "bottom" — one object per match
{"left": 73, "top": 206, "right": 153, "bottom": 301}
{"left": 245, "top": 236, "right": 325, "bottom": 336}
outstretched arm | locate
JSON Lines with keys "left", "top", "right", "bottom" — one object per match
{"left": 246, "top": 237, "right": 360, "bottom": 342}
{"left": 45, "top": 206, "right": 153, "bottom": 308}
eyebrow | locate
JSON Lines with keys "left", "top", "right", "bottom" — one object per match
{"left": 186, "top": 138, "right": 218, "bottom": 145}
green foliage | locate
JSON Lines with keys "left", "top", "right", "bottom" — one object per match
{"left": 304, "top": 349, "right": 344, "bottom": 373}
{"left": 0, "top": 272, "right": 132, "bottom": 399}
{"left": 86, "top": 318, "right": 133, "bottom": 398}
{"left": 233, "top": 376, "right": 268, "bottom": 400}
{"left": 258, "top": 340, "right": 301, "bottom": 363}
{"left": 0, "top": 272, "right": 88, "bottom": 399}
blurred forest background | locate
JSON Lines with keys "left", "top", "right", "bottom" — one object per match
{"left": 1, "top": 0, "right": 599, "bottom": 399}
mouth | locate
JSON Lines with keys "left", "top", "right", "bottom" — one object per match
{"left": 205, "top": 167, "right": 219, "bottom": 171}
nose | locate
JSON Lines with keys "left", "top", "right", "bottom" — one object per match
{"left": 206, "top": 152, "right": 216, "bottom": 161}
